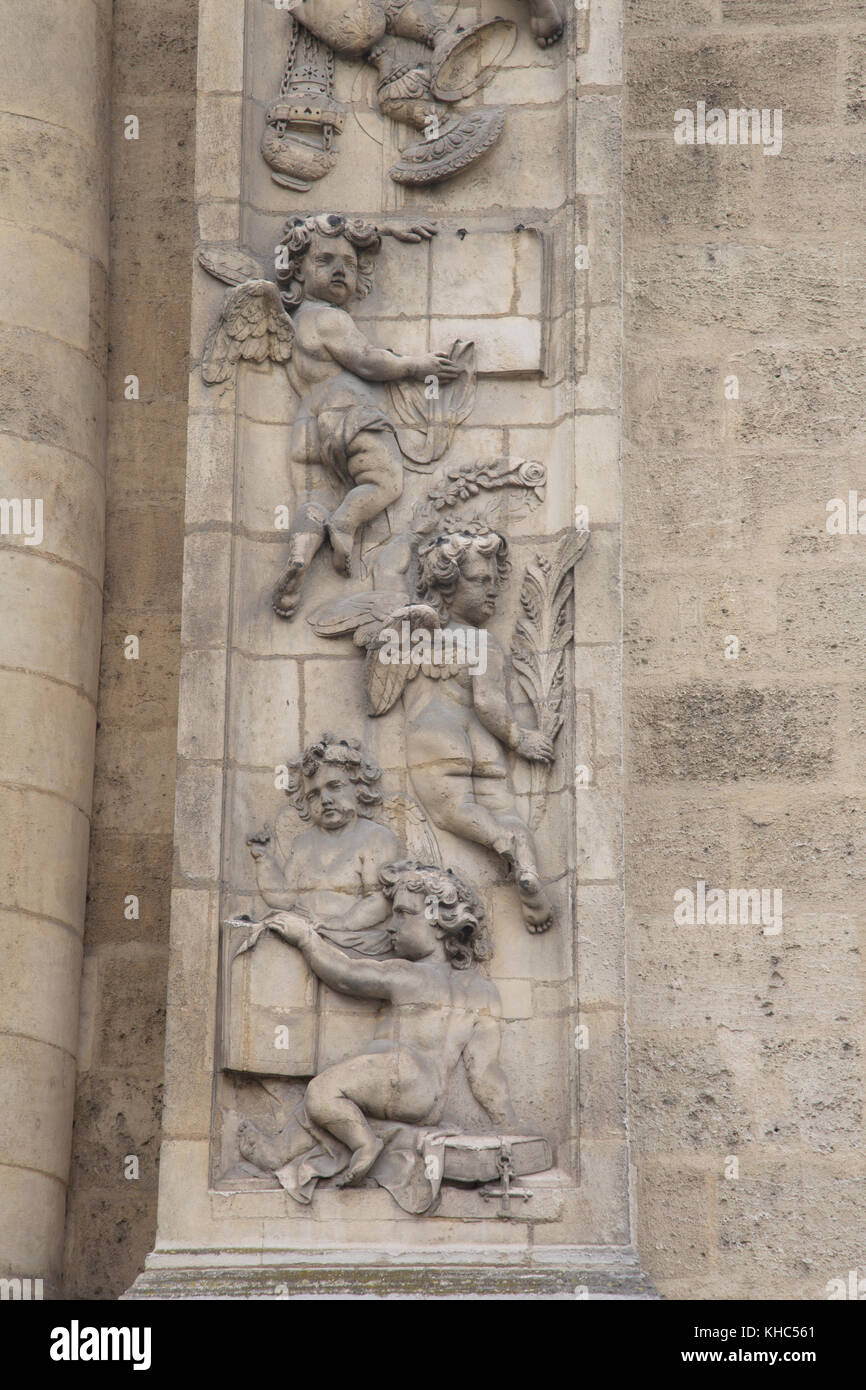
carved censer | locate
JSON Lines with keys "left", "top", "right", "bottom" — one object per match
{"left": 262, "top": 20, "right": 346, "bottom": 191}
{"left": 263, "top": 10, "right": 519, "bottom": 189}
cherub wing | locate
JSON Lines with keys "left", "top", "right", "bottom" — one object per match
{"left": 307, "top": 593, "right": 441, "bottom": 716}
{"left": 201, "top": 279, "right": 294, "bottom": 385}
{"left": 198, "top": 244, "right": 266, "bottom": 286}
{"left": 307, "top": 590, "right": 412, "bottom": 648}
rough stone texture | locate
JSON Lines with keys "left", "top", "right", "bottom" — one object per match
{"left": 133, "top": 0, "right": 629, "bottom": 1283}
{"left": 60, "top": 0, "right": 196, "bottom": 1300}
{"left": 9, "top": 0, "right": 859, "bottom": 1301}
{"left": 0, "top": 0, "right": 111, "bottom": 1297}
{"left": 625, "top": 0, "right": 866, "bottom": 1300}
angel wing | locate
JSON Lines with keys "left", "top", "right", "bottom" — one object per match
{"left": 201, "top": 279, "right": 295, "bottom": 386}
{"left": 198, "top": 244, "right": 266, "bottom": 287}
{"left": 307, "top": 592, "right": 441, "bottom": 716}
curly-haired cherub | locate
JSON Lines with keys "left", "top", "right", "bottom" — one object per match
{"left": 243, "top": 859, "right": 516, "bottom": 1190}
{"left": 309, "top": 519, "right": 560, "bottom": 933}
{"left": 247, "top": 732, "right": 402, "bottom": 956}
{"left": 199, "top": 214, "right": 460, "bottom": 617}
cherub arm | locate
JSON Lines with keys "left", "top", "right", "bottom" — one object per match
{"left": 267, "top": 913, "right": 402, "bottom": 999}
{"left": 377, "top": 221, "right": 437, "bottom": 243}
{"left": 247, "top": 827, "right": 299, "bottom": 910}
{"left": 327, "top": 891, "right": 391, "bottom": 934}
{"left": 463, "top": 1013, "right": 517, "bottom": 1128}
{"left": 315, "top": 308, "right": 459, "bottom": 385}
{"left": 471, "top": 637, "right": 554, "bottom": 762}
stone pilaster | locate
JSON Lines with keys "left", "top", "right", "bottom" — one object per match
{"left": 0, "top": 0, "right": 111, "bottom": 1296}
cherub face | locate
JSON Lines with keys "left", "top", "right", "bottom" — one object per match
{"left": 304, "top": 763, "right": 357, "bottom": 830}
{"left": 448, "top": 548, "right": 501, "bottom": 627}
{"left": 388, "top": 885, "right": 439, "bottom": 961}
{"left": 300, "top": 233, "right": 360, "bottom": 306}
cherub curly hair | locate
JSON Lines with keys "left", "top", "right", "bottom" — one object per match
{"left": 286, "top": 732, "right": 383, "bottom": 821}
{"left": 276, "top": 213, "right": 382, "bottom": 308}
{"left": 379, "top": 859, "right": 492, "bottom": 970}
{"left": 415, "top": 519, "right": 510, "bottom": 619}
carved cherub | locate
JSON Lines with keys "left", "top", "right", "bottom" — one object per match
{"left": 199, "top": 214, "right": 461, "bottom": 617}
{"left": 310, "top": 519, "right": 561, "bottom": 933}
{"left": 247, "top": 733, "right": 402, "bottom": 956}
{"left": 255, "top": 860, "right": 516, "bottom": 1189}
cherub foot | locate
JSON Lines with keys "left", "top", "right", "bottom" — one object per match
{"left": 516, "top": 868, "right": 555, "bottom": 934}
{"left": 326, "top": 522, "right": 354, "bottom": 576}
{"left": 272, "top": 560, "right": 307, "bottom": 619}
{"left": 334, "top": 1137, "right": 385, "bottom": 1187}
{"left": 528, "top": 0, "right": 563, "bottom": 46}
{"left": 238, "top": 1119, "right": 293, "bottom": 1172}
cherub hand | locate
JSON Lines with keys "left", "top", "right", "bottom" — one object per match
{"left": 246, "top": 825, "right": 273, "bottom": 861}
{"left": 266, "top": 911, "right": 313, "bottom": 948}
{"left": 516, "top": 730, "right": 555, "bottom": 762}
{"left": 411, "top": 351, "right": 461, "bottom": 382}
{"left": 380, "top": 220, "right": 437, "bottom": 243}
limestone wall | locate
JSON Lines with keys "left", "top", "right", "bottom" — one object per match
{"left": 0, "top": 0, "right": 857, "bottom": 1300}
{"left": 624, "top": 0, "right": 866, "bottom": 1299}
{"left": 59, "top": 0, "right": 197, "bottom": 1299}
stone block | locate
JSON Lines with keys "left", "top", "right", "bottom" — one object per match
{"left": 0, "top": 1034, "right": 77, "bottom": 1181}
{"left": 0, "top": 784, "right": 89, "bottom": 931}
{"left": 629, "top": 683, "right": 838, "bottom": 783}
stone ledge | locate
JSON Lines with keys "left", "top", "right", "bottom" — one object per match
{"left": 123, "top": 1249, "right": 658, "bottom": 1300}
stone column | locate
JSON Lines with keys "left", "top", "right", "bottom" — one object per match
{"left": 0, "top": 0, "right": 111, "bottom": 1296}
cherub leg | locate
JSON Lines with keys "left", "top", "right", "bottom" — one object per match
{"left": 525, "top": 0, "right": 563, "bottom": 47}
{"left": 409, "top": 758, "right": 516, "bottom": 856}
{"left": 326, "top": 430, "right": 403, "bottom": 575}
{"left": 296, "top": 0, "right": 388, "bottom": 58}
{"left": 474, "top": 775, "right": 555, "bottom": 934}
{"left": 272, "top": 500, "right": 329, "bottom": 619}
{"left": 305, "top": 1051, "right": 434, "bottom": 1186}
{"left": 489, "top": 810, "right": 554, "bottom": 934}
{"left": 384, "top": 0, "right": 448, "bottom": 47}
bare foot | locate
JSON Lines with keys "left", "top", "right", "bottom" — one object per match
{"left": 326, "top": 522, "right": 354, "bottom": 575}
{"left": 272, "top": 559, "right": 307, "bottom": 619}
{"left": 238, "top": 1119, "right": 293, "bottom": 1172}
{"left": 516, "top": 869, "right": 554, "bottom": 934}
{"left": 528, "top": 0, "right": 563, "bottom": 46}
{"left": 334, "top": 1137, "right": 384, "bottom": 1187}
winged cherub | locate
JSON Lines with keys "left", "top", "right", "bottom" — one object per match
{"left": 199, "top": 214, "right": 460, "bottom": 617}
{"left": 311, "top": 519, "right": 557, "bottom": 933}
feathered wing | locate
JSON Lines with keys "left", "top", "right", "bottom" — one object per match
{"left": 198, "top": 244, "right": 266, "bottom": 287}
{"left": 201, "top": 279, "right": 294, "bottom": 386}
{"left": 307, "top": 590, "right": 412, "bottom": 649}
{"left": 307, "top": 592, "right": 441, "bottom": 716}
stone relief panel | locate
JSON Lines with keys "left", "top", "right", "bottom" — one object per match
{"left": 173, "top": 0, "right": 610, "bottom": 1238}
{"left": 260, "top": 2, "right": 563, "bottom": 192}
